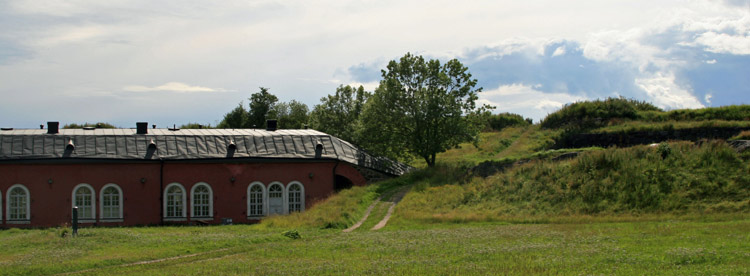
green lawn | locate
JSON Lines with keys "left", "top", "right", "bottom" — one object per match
{"left": 1, "top": 219, "right": 748, "bottom": 275}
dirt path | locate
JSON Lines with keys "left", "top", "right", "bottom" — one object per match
{"left": 342, "top": 195, "right": 383, "bottom": 233}
{"left": 371, "top": 186, "right": 410, "bottom": 230}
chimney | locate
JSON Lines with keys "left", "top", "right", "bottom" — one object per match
{"left": 266, "top": 119, "right": 277, "bottom": 131}
{"left": 136, "top": 122, "right": 148, "bottom": 134}
{"left": 47, "top": 122, "right": 59, "bottom": 134}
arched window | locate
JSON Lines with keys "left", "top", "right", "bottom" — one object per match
{"left": 287, "top": 182, "right": 305, "bottom": 213}
{"left": 190, "top": 182, "right": 213, "bottom": 219}
{"left": 247, "top": 182, "right": 266, "bottom": 218}
{"left": 100, "top": 183, "right": 123, "bottom": 221}
{"left": 267, "top": 182, "right": 285, "bottom": 215}
{"left": 72, "top": 183, "right": 96, "bottom": 221}
{"left": 6, "top": 184, "right": 30, "bottom": 223}
{"left": 164, "top": 183, "right": 186, "bottom": 221}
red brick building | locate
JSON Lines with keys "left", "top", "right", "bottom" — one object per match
{"left": 0, "top": 122, "right": 408, "bottom": 227}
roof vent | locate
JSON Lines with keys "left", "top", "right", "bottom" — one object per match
{"left": 228, "top": 140, "right": 237, "bottom": 150}
{"left": 1, "top": 128, "right": 13, "bottom": 131}
{"left": 66, "top": 139, "right": 75, "bottom": 151}
{"left": 83, "top": 127, "right": 95, "bottom": 130}
{"left": 266, "top": 119, "right": 277, "bottom": 131}
{"left": 148, "top": 139, "right": 157, "bottom": 150}
{"left": 315, "top": 141, "right": 323, "bottom": 159}
{"left": 137, "top": 122, "right": 148, "bottom": 134}
{"left": 40, "top": 124, "right": 44, "bottom": 129}
{"left": 47, "top": 121, "right": 59, "bottom": 134}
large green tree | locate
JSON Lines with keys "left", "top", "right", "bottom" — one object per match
{"left": 359, "top": 53, "right": 492, "bottom": 166}
{"left": 247, "top": 87, "right": 278, "bottom": 128}
{"left": 309, "top": 85, "right": 370, "bottom": 142}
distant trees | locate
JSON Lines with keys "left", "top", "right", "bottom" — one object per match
{"left": 63, "top": 122, "right": 117, "bottom": 129}
{"left": 217, "top": 103, "right": 249, "bottom": 128}
{"left": 218, "top": 87, "right": 309, "bottom": 129}
{"left": 271, "top": 100, "right": 310, "bottom": 129}
{"left": 248, "top": 87, "right": 279, "bottom": 129}
{"left": 309, "top": 85, "right": 370, "bottom": 142}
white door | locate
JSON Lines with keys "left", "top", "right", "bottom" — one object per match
{"left": 268, "top": 184, "right": 283, "bottom": 215}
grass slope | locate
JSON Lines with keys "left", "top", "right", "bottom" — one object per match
{"left": 396, "top": 141, "right": 750, "bottom": 223}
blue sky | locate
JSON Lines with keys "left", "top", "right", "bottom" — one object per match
{"left": 1, "top": 0, "right": 749, "bottom": 127}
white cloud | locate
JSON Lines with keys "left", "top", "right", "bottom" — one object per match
{"left": 635, "top": 73, "right": 704, "bottom": 109}
{"left": 705, "top": 93, "right": 713, "bottom": 105}
{"left": 552, "top": 46, "right": 566, "bottom": 57}
{"left": 123, "top": 82, "right": 227, "bottom": 93}
{"left": 479, "top": 84, "right": 587, "bottom": 122}
{"left": 695, "top": 32, "right": 750, "bottom": 55}
{"left": 705, "top": 59, "right": 717, "bottom": 64}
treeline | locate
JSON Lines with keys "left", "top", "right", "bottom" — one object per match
{"left": 217, "top": 53, "right": 493, "bottom": 166}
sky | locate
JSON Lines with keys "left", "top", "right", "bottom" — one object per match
{"left": 1, "top": 0, "right": 749, "bottom": 128}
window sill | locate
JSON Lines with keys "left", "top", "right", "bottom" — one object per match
{"left": 190, "top": 217, "right": 214, "bottom": 221}
{"left": 164, "top": 217, "right": 187, "bottom": 222}
{"left": 76, "top": 219, "right": 97, "bottom": 223}
{"left": 99, "top": 218, "right": 123, "bottom": 223}
{"left": 6, "top": 220, "right": 31, "bottom": 224}
{"left": 246, "top": 216, "right": 265, "bottom": 220}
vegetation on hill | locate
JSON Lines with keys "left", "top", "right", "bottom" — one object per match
{"left": 540, "top": 97, "right": 661, "bottom": 130}
{"left": 732, "top": 130, "right": 750, "bottom": 140}
{"left": 540, "top": 97, "right": 750, "bottom": 132}
{"left": 63, "top": 122, "right": 117, "bottom": 129}
{"left": 485, "top": 112, "right": 531, "bottom": 131}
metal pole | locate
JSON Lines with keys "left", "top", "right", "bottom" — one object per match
{"left": 72, "top": 206, "right": 78, "bottom": 237}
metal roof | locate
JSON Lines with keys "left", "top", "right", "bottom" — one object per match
{"left": 0, "top": 128, "right": 411, "bottom": 176}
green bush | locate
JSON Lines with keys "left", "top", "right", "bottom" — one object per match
{"left": 486, "top": 113, "right": 531, "bottom": 131}
{"left": 540, "top": 97, "right": 661, "bottom": 130}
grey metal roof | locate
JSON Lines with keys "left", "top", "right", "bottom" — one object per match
{"left": 0, "top": 128, "right": 411, "bottom": 176}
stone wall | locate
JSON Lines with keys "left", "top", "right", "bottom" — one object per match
{"left": 554, "top": 126, "right": 750, "bottom": 149}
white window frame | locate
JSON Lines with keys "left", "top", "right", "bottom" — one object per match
{"left": 267, "top": 181, "right": 286, "bottom": 215}
{"left": 99, "top": 183, "right": 124, "bottom": 222}
{"left": 190, "top": 182, "right": 213, "bottom": 220}
{"left": 72, "top": 183, "right": 96, "bottom": 222}
{"left": 163, "top": 183, "right": 187, "bottom": 221}
{"left": 6, "top": 184, "right": 30, "bottom": 224}
{"left": 0, "top": 189, "right": 3, "bottom": 223}
{"left": 246, "top": 181, "right": 267, "bottom": 218}
{"left": 286, "top": 181, "right": 305, "bottom": 213}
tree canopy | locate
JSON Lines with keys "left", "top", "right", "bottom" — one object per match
{"left": 309, "top": 85, "right": 370, "bottom": 143}
{"left": 358, "top": 53, "right": 492, "bottom": 166}
{"left": 248, "top": 87, "right": 278, "bottom": 129}
{"left": 271, "top": 100, "right": 310, "bottom": 129}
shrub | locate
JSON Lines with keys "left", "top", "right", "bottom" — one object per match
{"left": 486, "top": 113, "right": 531, "bottom": 131}
{"left": 540, "top": 97, "right": 661, "bottom": 130}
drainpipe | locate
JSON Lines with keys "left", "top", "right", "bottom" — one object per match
{"left": 159, "top": 158, "right": 164, "bottom": 225}
{"left": 332, "top": 161, "right": 340, "bottom": 192}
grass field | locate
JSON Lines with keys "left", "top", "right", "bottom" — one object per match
{"left": 1, "top": 218, "right": 748, "bottom": 275}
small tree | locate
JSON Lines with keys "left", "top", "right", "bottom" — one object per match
{"left": 217, "top": 103, "right": 248, "bottom": 128}
{"left": 309, "top": 85, "right": 370, "bottom": 142}
{"left": 247, "top": 87, "right": 278, "bottom": 128}
{"left": 359, "top": 53, "right": 493, "bottom": 166}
